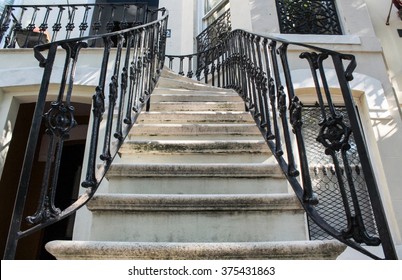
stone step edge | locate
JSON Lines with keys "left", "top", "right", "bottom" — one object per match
{"left": 45, "top": 240, "right": 346, "bottom": 260}
{"left": 87, "top": 194, "right": 302, "bottom": 212}
{"left": 152, "top": 91, "right": 239, "bottom": 96}
{"left": 120, "top": 140, "right": 270, "bottom": 154}
{"left": 106, "top": 163, "right": 284, "bottom": 178}
{"left": 130, "top": 123, "right": 261, "bottom": 136}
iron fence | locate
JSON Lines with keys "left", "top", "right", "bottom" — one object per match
{"left": 0, "top": 2, "right": 153, "bottom": 48}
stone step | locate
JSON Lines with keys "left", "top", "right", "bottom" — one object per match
{"left": 46, "top": 240, "right": 346, "bottom": 260}
{"left": 149, "top": 101, "right": 245, "bottom": 112}
{"left": 119, "top": 139, "right": 270, "bottom": 155}
{"left": 86, "top": 194, "right": 307, "bottom": 242}
{"left": 136, "top": 111, "right": 255, "bottom": 124}
{"left": 150, "top": 90, "right": 241, "bottom": 102}
{"left": 129, "top": 123, "right": 261, "bottom": 138}
{"left": 156, "top": 75, "right": 223, "bottom": 92}
{"left": 106, "top": 163, "right": 287, "bottom": 194}
{"left": 118, "top": 139, "right": 272, "bottom": 163}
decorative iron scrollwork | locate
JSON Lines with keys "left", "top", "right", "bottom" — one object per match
{"left": 44, "top": 102, "right": 77, "bottom": 139}
{"left": 276, "top": 0, "right": 342, "bottom": 35}
{"left": 316, "top": 114, "right": 351, "bottom": 154}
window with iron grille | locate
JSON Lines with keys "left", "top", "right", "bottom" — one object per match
{"left": 276, "top": 0, "right": 342, "bottom": 34}
{"left": 302, "top": 106, "right": 378, "bottom": 241}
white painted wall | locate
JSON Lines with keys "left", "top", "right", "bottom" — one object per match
{"left": 160, "top": 0, "right": 197, "bottom": 55}
{"left": 364, "top": 0, "right": 402, "bottom": 104}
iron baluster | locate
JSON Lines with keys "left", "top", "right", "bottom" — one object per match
{"left": 114, "top": 34, "right": 132, "bottom": 141}
{"left": 100, "top": 34, "right": 124, "bottom": 162}
{"left": 139, "top": 28, "right": 151, "bottom": 105}
{"left": 268, "top": 41, "right": 283, "bottom": 157}
{"left": 79, "top": 5, "right": 91, "bottom": 38}
{"left": 35, "top": 6, "right": 51, "bottom": 46}
{"left": 178, "top": 56, "right": 184, "bottom": 76}
{"left": 260, "top": 38, "right": 274, "bottom": 139}
{"left": 133, "top": 28, "right": 145, "bottom": 112}
{"left": 65, "top": 5, "right": 77, "bottom": 39}
{"left": 251, "top": 36, "right": 264, "bottom": 119}
{"left": 276, "top": 44, "right": 300, "bottom": 178}
{"left": 20, "top": 6, "right": 39, "bottom": 48}
{"left": 124, "top": 31, "right": 140, "bottom": 125}
{"left": 82, "top": 37, "right": 112, "bottom": 188}
{"left": 91, "top": 4, "right": 104, "bottom": 42}
{"left": 254, "top": 36, "right": 268, "bottom": 130}
{"left": 52, "top": 6, "right": 65, "bottom": 42}
{"left": 187, "top": 55, "right": 194, "bottom": 78}
{"left": 299, "top": 52, "right": 328, "bottom": 124}
{"left": 106, "top": 5, "right": 116, "bottom": 34}
{"left": 216, "top": 49, "right": 221, "bottom": 87}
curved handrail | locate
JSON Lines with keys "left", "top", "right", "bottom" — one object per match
{"left": 166, "top": 29, "right": 397, "bottom": 260}
{"left": 3, "top": 8, "right": 168, "bottom": 260}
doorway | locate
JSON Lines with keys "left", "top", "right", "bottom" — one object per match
{"left": 0, "top": 102, "right": 90, "bottom": 259}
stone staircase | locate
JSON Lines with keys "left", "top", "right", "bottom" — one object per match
{"left": 46, "top": 69, "right": 345, "bottom": 259}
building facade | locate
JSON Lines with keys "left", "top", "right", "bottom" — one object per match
{"left": 0, "top": 0, "right": 401, "bottom": 259}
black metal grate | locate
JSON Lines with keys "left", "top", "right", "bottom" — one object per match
{"left": 302, "top": 106, "right": 378, "bottom": 240}
{"left": 276, "top": 0, "right": 342, "bottom": 35}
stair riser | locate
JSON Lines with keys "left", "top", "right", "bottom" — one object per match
{"left": 107, "top": 177, "right": 288, "bottom": 194}
{"left": 136, "top": 112, "right": 254, "bottom": 124}
{"left": 150, "top": 93, "right": 241, "bottom": 103}
{"left": 117, "top": 153, "right": 273, "bottom": 164}
{"left": 90, "top": 211, "right": 307, "bottom": 242}
{"left": 119, "top": 141, "right": 270, "bottom": 155}
{"left": 129, "top": 124, "right": 261, "bottom": 138}
{"left": 150, "top": 102, "right": 245, "bottom": 111}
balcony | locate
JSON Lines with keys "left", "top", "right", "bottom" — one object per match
{"left": 0, "top": 2, "right": 152, "bottom": 48}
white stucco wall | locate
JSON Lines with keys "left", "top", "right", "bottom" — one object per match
{"left": 364, "top": 0, "right": 402, "bottom": 105}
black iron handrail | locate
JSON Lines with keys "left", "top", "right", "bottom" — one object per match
{"left": 0, "top": 2, "right": 153, "bottom": 48}
{"left": 3, "top": 8, "right": 168, "bottom": 260}
{"left": 166, "top": 30, "right": 398, "bottom": 260}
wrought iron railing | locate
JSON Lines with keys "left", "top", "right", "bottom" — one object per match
{"left": 3, "top": 7, "right": 168, "bottom": 260}
{"left": 196, "top": 9, "right": 231, "bottom": 53}
{"left": 166, "top": 30, "right": 398, "bottom": 259}
{"left": 0, "top": 2, "right": 153, "bottom": 48}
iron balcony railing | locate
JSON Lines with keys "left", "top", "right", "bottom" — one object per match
{"left": 3, "top": 7, "right": 168, "bottom": 260}
{"left": 0, "top": 2, "right": 154, "bottom": 48}
{"left": 196, "top": 9, "right": 231, "bottom": 53}
{"left": 165, "top": 30, "right": 398, "bottom": 260}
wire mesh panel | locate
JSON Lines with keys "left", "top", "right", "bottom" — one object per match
{"left": 302, "top": 106, "right": 378, "bottom": 240}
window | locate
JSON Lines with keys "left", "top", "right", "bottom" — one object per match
{"left": 203, "top": 0, "right": 230, "bottom": 26}
{"left": 276, "top": 0, "right": 342, "bottom": 35}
